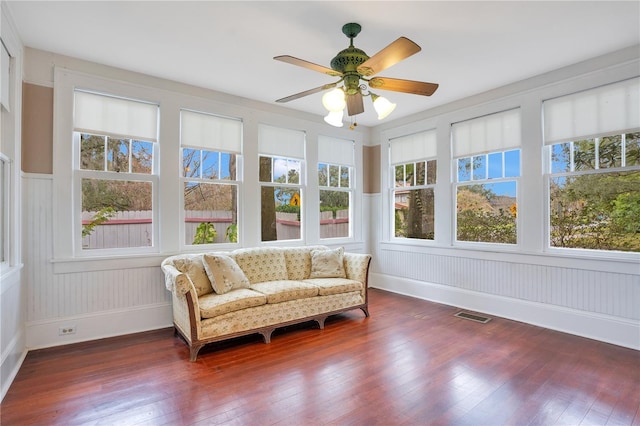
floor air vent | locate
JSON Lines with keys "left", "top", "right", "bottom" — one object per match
{"left": 454, "top": 311, "right": 492, "bottom": 324}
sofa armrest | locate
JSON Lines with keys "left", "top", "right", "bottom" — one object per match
{"left": 343, "top": 253, "right": 372, "bottom": 284}
{"left": 161, "top": 260, "right": 203, "bottom": 342}
{"left": 161, "top": 263, "right": 193, "bottom": 295}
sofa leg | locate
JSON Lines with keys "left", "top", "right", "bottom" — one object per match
{"left": 189, "top": 344, "right": 204, "bottom": 362}
{"left": 259, "top": 328, "right": 275, "bottom": 344}
{"left": 360, "top": 306, "right": 370, "bottom": 317}
{"left": 315, "top": 316, "right": 327, "bottom": 330}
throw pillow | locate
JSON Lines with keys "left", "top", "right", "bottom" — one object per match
{"left": 309, "top": 247, "right": 346, "bottom": 279}
{"left": 173, "top": 257, "right": 214, "bottom": 296}
{"left": 203, "top": 253, "right": 251, "bottom": 294}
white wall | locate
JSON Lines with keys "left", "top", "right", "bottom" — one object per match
{"left": 0, "top": 0, "right": 25, "bottom": 402}
{"left": 21, "top": 48, "right": 370, "bottom": 353}
{"left": 368, "top": 46, "right": 640, "bottom": 350}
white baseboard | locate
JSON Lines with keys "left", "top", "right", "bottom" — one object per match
{"left": 370, "top": 272, "right": 640, "bottom": 351}
{"left": 26, "top": 303, "right": 173, "bottom": 350}
{"left": 1, "top": 329, "right": 28, "bottom": 402}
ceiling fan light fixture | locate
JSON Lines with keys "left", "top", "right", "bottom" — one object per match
{"left": 322, "top": 87, "right": 346, "bottom": 112}
{"left": 371, "top": 93, "right": 396, "bottom": 120}
{"left": 324, "top": 110, "right": 344, "bottom": 127}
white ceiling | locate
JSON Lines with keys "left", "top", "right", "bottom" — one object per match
{"left": 7, "top": 1, "right": 640, "bottom": 127}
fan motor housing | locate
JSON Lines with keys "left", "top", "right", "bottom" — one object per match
{"left": 330, "top": 46, "right": 369, "bottom": 74}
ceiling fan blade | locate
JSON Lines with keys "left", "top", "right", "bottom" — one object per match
{"left": 357, "top": 37, "right": 421, "bottom": 77}
{"left": 346, "top": 92, "right": 364, "bottom": 116}
{"left": 275, "top": 83, "right": 337, "bottom": 103}
{"left": 368, "top": 77, "right": 439, "bottom": 96}
{"left": 274, "top": 55, "right": 342, "bottom": 77}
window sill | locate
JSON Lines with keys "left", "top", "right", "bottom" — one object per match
{"left": 52, "top": 254, "right": 168, "bottom": 274}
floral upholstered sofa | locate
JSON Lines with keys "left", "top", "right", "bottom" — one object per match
{"left": 161, "top": 246, "right": 371, "bottom": 361}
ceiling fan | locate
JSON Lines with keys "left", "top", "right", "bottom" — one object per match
{"left": 274, "top": 23, "right": 439, "bottom": 126}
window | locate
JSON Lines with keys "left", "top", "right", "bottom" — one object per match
{"left": 258, "top": 125, "right": 305, "bottom": 242}
{"left": 181, "top": 110, "right": 242, "bottom": 246}
{"left": 74, "top": 90, "right": 159, "bottom": 253}
{"left": 318, "top": 135, "right": 354, "bottom": 239}
{"left": 452, "top": 109, "right": 521, "bottom": 244}
{"left": 544, "top": 78, "right": 640, "bottom": 253}
{"left": 0, "top": 153, "right": 8, "bottom": 264}
{"left": 390, "top": 130, "right": 437, "bottom": 240}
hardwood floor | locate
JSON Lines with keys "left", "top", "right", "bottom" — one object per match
{"left": 2, "top": 289, "right": 639, "bottom": 425}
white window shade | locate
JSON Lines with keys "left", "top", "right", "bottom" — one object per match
{"left": 258, "top": 124, "right": 305, "bottom": 159}
{"left": 452, "top": 108, "right": 521, "bottom": 157}
{"left": 543, "top": 77, "right": 640, "bottom": 144}
{"left": 74, "top": 90, "right": 158, "bottom": 142}
{"left": 181, "top": 110, "right": 242, "bottom": 153}
{"left": 390, "top": 129, "right": 437, "bottom": 164}
{"left": 318, "top": 135, "right": 354, "bottom": 166}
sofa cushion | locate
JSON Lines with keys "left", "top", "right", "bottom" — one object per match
{"left": 233, "top": 247, "right": 288, "bottom": 284}
{"left": 303, "top": 278, "right": 363, "bottom": 296}
{"left": 173, "top": 257, "right": 214, "bottom": 296}
{"left": 250, "top": 280, "right": 319, "bottom": 304}
{"left": 309, "top": 247, "right": 346, "bottom": 279}
{"left": 199, "top": 288, "right": 267, "bottom": 319}
{"left": 202, "top": 253, "right": 250, "bottom": 294}
{"left": 283, "top": 246, "right": 327, "bottom": 280}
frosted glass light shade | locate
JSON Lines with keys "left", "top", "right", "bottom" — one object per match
{"left": 324, "top": 110, "right": 344, "bottom": 127}
{"left": 322, "top": 88, "right": 346, "bottom": 112}
{"left": 373, "top": 95, "right": 396, "bottom": 120}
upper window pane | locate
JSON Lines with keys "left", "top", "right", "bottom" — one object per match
{"left": 80, "top": 134, "right": 105, "bottom": 171}
{"left": 183, "top": 149, "right": 236, "bottom": 180}
{"left": 473, "top": 155, "right": 486, "bottom": 180}
{"left": 574, "top": 139, "right": 596, "bottom": 171}
{"left": 81, "top": 133, "right": 153, "bottom": 174}
{"left": 551, "top": 143, "right": 571, "bottom": 173}
{"left": 625, "top": 132, "right": 640, "bottom": 166}
{"left": 260, "top": 156, "right": 301, "bottom": 184}
{"left": 504, "top": 150, "right": 520, "bottom": 178}
{"left": 458, "top": 158, "right": 471, "bottom": 182}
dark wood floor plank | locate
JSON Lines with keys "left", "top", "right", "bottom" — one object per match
{"left": 2, "top": 289, "right": 639, "bottom": 425}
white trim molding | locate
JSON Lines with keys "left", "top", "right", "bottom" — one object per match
{"left": 370, "top": 272, "right": 640, "bottom": 350}
{"left": 26, "top": 303, "right": 172, "bottom": 350}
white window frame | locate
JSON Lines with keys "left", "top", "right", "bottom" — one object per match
{"left": 0, "top": 152, "right": 9, "bottom": 267}
{"left": 388, "top": 129, "right": 438, "bottom": 243}
{"left": 179, "top": 109, "right": 243, "bottom": 249}
{"left": 258, "top": 124, "right": 306, "bottom": 244}
{"left": 318, "top": 161, "right": 354, "bottom": 240}
{"left": 391, "top": 157, "right": 438, "bottom": 241}
{"left": 542, "top": 78, "right": 640, "bottom": 259}
{"left": 53, "top": 69, "right": 161, "bottom": 259}
{"left": 451, "top": 109, "right": 522, "bottom": 248}
{"left": 259, "top": 154, "right": 305, "bottom": 243}
{"left": 317, "top": 135, "right": 355, "bottom": 242}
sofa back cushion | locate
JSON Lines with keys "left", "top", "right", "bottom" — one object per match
{"left": 232, "top": 247, "right": 288, "bottom": 284}
{"left": 309, "top": 247, "right": 347, "bottom": 278}
{"left": 202, "top": 253, "right": 251, "bottom": 294}
{"left": 173, "top": 256, "right": 214, "bottom": 296}
{"left": 282, "top": 246, "right": 328, "bottom": 280}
